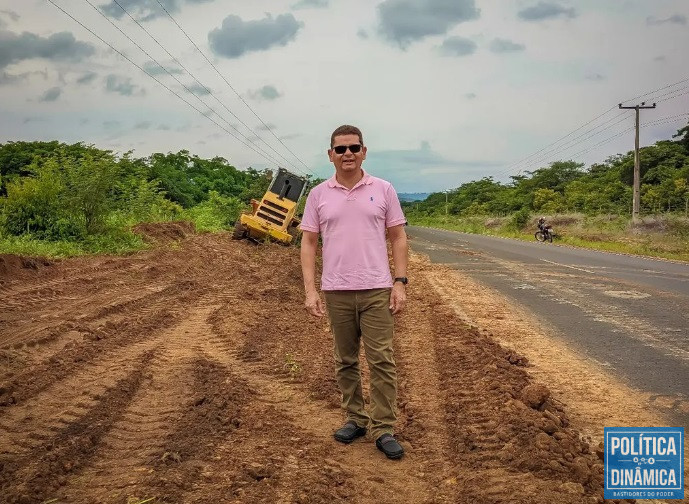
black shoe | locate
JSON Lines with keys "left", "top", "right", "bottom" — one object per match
{"left": 376, "top": 433, "right": 404, "bottom": 459}
{"left": 334, "top": 421, "right": 367, "bottom": 444}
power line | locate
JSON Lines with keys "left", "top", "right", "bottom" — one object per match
{"left": 621, "top": 75, "right": 689, "bottom": 104}
{"left": 82, "top": 0, "right": 289, "bottom": 170}
{"left": 107, "top": 0, "right": 308, "bottom": 176}
{"left": 522, "top": 101, "right": 688, "bottom": 171}
{"left": 510, "top": 112, "right": 627, "bottom": 170}
{"left": 656, "top": 88, "right": 689, "bottom": 104}
{"left": 558, "top": 112, "right": 688, "bottom": 160}
{"left": 642, "top": 112, "right": 689, "bottom": 127}
{"left": 500, "top": 106, "right": 618, "bottom": 173}
{"left": 47, "top": 0, "right": 283, "bottom": 168}
{"left": 152, "top": 0, "right": 311, "bottom": 173}
{"left": 499, "top": 112, "right": 633, "bottom": 177}
{"left": 499, "top": 75, "right": 689, "bottom": 179}
{"left": 500, "top": 111, "right": 687, "bottom": 177}
{"left": 508, "top": 89, "right": 685, "bottom": 174}
{"left": 567, "top": 127, "right": 634, "bottom": 159}
{"left": 649, "top": 84, "right": 689, "bottom": 102}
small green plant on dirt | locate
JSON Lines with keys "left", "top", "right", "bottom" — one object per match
{"left": 283, "top": 353, "right": 302, "bottom": 378}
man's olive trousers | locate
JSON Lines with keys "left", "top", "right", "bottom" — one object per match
{"left": 323, "top": 288, "right": 397, "bottom": 439}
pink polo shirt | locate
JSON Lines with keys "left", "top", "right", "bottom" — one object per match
{"left": 300, "top": 170, "right": 407, "bottom": 291}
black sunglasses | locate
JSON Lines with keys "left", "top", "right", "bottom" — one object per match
{"left": 332, "top": 144, "right": 362, "bottom": 154}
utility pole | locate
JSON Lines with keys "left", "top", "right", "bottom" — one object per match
{"left": 618, "top": 101, "right": 656, "bottom": 221}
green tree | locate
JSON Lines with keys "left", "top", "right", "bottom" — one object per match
{"left": 675, "top": 179, "right": 689, "bottom": 216}
{"left": 0, "top": 141, "right": 108, "bottom": 195}
{"left": 532, "top": 188, "right": 564, "bottom": 214}
{"left": 0, "top": 159, "right": 82, "bottom": 239}
{"left": 62, "top": 154, "right": 121, "bottom": 234}
{"left": 673, "top": 121, "right": 689, "bottom": 153}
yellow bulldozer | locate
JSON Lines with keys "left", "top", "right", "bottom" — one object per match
{"left": 232, "top": 168, "right": 308, "bottom": 245}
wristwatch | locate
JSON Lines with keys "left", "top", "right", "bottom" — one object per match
{"left": 394, "top": 277, "right": 408, "bottom": 285}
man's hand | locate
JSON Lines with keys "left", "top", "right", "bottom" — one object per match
{"left": 305, "top": 290, "right": 326, "bottom": 317}
{"left": 389, "top": 283, "right": 406, "bottom": 315}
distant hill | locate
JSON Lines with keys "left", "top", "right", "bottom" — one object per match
{"left": 398, "top": 192, "right": 430, "bottom": 202}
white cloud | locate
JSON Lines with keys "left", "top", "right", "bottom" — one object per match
{"left": 208, "top": 14, "right": 303, "bottom": 59}
{"left": 247, "top": 85, "right": 282, "bottom": 101}
{"left": 143, "top": 60, "right": 184, "bottom": 76}
{"left": 377, "top": 0, "right": 480, "bottom": 48}
{"left": 105, "top": 74, "right": 144, "bottom": 96}
{"left": 77, "top": 71, "right": 97, "bottom": 85}
{"left": 489, "top": 38, "right": 526, "bottom": 53}
{"left": 100, "top": 0, "right": 213, "bottom": 22}
{"left": 646, "top": 14, "right": 687, "bottom": 26}
{"left": 2, "top": 0, "right": 688, "bottom": 191}
{"left": 39, "top": 86, "right": 61, "bottom": 102}
{"left": 187, "top": 83, "right": 210, "bottom": 95}
{"left": 291, "top": 0, "right": 328, "bottom": 9}
{"left": 0, "top": 30, "right": 94, "bottom": 69}
{"left": 1, "top": 10, "right": 20, "bottom": 22}
{"left": 518, "top": 2, "right": 577, "bottom": 21}
{"left": 439, "top": 37, "right": 477, "bottom": 57}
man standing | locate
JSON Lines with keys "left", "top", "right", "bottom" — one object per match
{"left": 300, "top": 124, "right": 408, "bottom": 460}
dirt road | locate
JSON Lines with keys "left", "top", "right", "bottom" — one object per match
{"left": 0, "top": 223, "right": 675, "bottom": 503}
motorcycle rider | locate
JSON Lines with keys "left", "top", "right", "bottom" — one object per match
{"left": 537, "top": 217, "right": 552, "bottom": 239}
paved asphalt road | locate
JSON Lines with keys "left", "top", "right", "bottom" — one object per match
{"left": 406, "top": 226, "right": 689, "bottom": 427}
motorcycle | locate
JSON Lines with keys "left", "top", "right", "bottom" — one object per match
{"left": 535, "top": 224, "right": 554, "bottom": 243}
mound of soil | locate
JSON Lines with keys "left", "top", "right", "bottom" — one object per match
{"left": 0, "top": 254, "right": 52, "bottom": 281}
{"left": 132, "top": 220, "right": 196, "bottom": 244}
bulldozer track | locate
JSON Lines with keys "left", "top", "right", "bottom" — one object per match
{"left": 1, "top": 223, "right": 664, "bottom": 503}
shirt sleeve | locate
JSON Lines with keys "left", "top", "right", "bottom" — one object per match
{"left": 385, "top": 184, "right": 407, "bottom": 228}
{"left": 299, "top": 189, "right": 320, "bottom": 232}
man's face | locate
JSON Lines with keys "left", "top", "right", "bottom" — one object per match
{"left": 328, "top": 134, "right": 367, "bottom": 175}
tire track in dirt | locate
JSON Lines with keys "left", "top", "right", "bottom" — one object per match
{"left": 0, "top": 281, "right": 191, "bottom": 350}
{"left": 141, "top": 356, "right": 254, "bottom": 504}
{"left": 0, "top": 256, "right": 149, "bottom": 304}
{"left": 421, "top": 257, "right": 678, "bottom": 434}
{"left": 409, "top": 261, "right": 606, "bottom": 503}
{"left": 0, "top": 281, "right": 205, "bottom": 407}
{"left": 0, "top": 226, "right": 644, "bottom": 503}
{"left": 205, "top": 300, "right": 444, "bottom": 503}
{"left": 393, "top": 284, "right": 457, "bottom": 502}
{"left": 0, "top": 306, "right": 180, "bottom": 407}
{"left": 0, "top": 336, "right": 163, "bottom": 463}
{"left": 0, "top": 350, "right": 155, "bottom": 504}
{"left": 57, "top": 305, "right": 229, "bottom": 503}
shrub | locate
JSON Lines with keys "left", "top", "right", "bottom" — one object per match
{"left": 509, "top": 208, "right": 531, "bottom": 230}
{"left": 0, "top": 161, "right": 85, "bottom": 240}
{"left": 182, "top": 191, "right": 246, "bottom": 232}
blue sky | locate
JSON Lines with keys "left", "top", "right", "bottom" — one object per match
{"left": 0, "top": 0, "right": 688, "bottom": 192}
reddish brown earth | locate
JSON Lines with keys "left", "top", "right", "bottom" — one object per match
{"left": 0, "top": 222, "right": 634, "bottom": 503}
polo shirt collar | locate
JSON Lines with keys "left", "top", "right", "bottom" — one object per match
{"left": 327, "top": 169, "right": 373, "bottom": 190}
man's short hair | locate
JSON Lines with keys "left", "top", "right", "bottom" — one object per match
{"left": 330, "top": 125, "right": 363, "bottom": 148}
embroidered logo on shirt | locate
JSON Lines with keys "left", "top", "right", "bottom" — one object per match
{"left": 370, "top": 197, "right": 374, "bottom": 201}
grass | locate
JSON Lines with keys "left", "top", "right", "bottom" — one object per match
{"left": 180, "top": 206, "right": 229, "bottom": 233}
{"left": 283, "top": 353, "right": 302, "bottom": 378}
{"left": 409, "top": 214, "right": 689, "bottom": 262}
{"left": 0, "top": 230, "right": 149, "bottom": 258}
{"left": 0, "top": 204, "right": 237, "bottom": 258}
{"left": 3, "top": 210, "right": 686, "bottom": 263}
